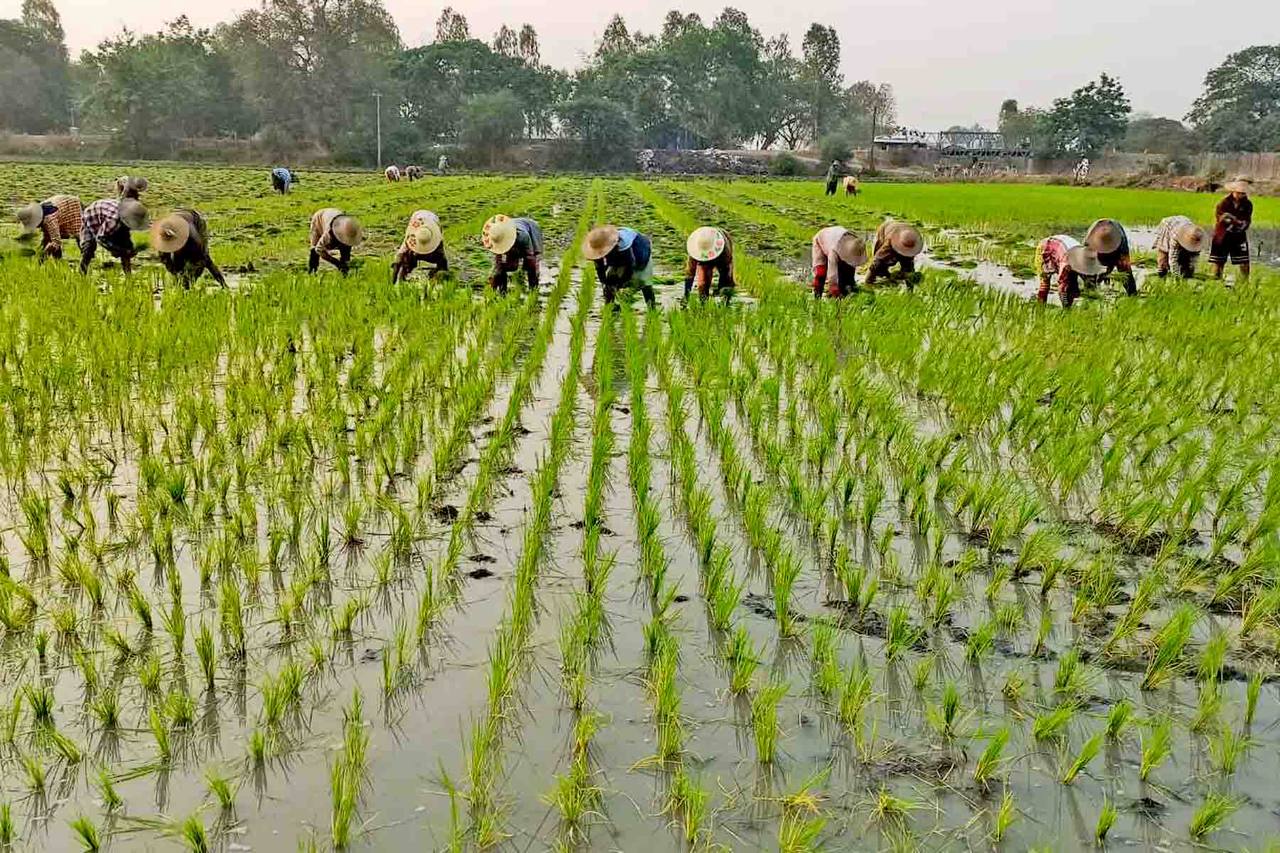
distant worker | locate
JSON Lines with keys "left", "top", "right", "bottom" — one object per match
{"left": 385, "top": 165, "right": 401, "bottom": 182}
{"left": 437, "top": 154, "right": 449, "bottom": 175}
{"left": 1153, "top": 215, "right": 1206, "bottom": 279}
{"left": 404, "top": 165, "right": 423, "bottom": 181}
{"left": 271, "top": 167, "right": 296, "bottom": 194}
{"left": 843, "top": 176, "right": 859, "bottom": 196}
{"left": 482, "top": 214, "right": 542, "bottom": 294}
{"left": 865, "top": 220, "right": 924, "bottom": 286}
{"left": 308, "top": 207, "right": 363, "bottom": 275}
{"left": 824, "top": 160, "right": 840, "bottom": 196}
{"left": 391, "top": 210, "right": 448, "bottom": 283}
{"left": 150, "top": 209, "right": 227, "bottom": 288}
{"left": 582, "top": 225, "right": 656, "bottom": 307}
{"left": 684, "top": 226, "right": 735, "bottom": 304}
{"left": 16, "top": 194, "right": 83, "bottom": 262}
{"left": 810, "top": 225, "right": 868, "bottom": 298}
{"left": 1210, "top": 177, "right": 1253, "bottom": 283}
{"left": 115, "top": 176, "right": 149, "bottom": 200}
{"left": 1035, "top": 234, "right": 1103, "bottom": 308}
{"left": 1083, "top": 219, "right": 1137, "bottom": 296}
{"left": 1073, "top": 158, "right": 1090, "bottom": 183}
{"left": 79, "top": 198, "right": 147, "bottom": 274}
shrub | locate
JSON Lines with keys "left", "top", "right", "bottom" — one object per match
{"left": 769, "top": 152, "right": 806, "bottom": 176}
{"left": 818, "top": 132, "right": 854, "bottom": 166}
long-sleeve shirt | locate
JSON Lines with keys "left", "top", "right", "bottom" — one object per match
{"left": 594, "top": 227, "right": 651, "bottom": 285}
{"left": 811, "top": 226, "right": 853, "bottom": 288}
{"left": 158, "top": 209, "right": 225, "bottom": 286}
{"left": 1154, "top": 215, "right": 1198, "bottom": 270}
{"left": 684, "top": 230, "right": 735, "bottom": 293}
{"left": 79, "top": 199, "right": 134, "bottom": 257}
{"left": 494, "top": 217, "right": 543, "bottom": 272}
{"left": 38, "top": 195, "right": 83, "bottom": 254}
{"left": 1214, "top": 194, "right": 1252, "bottom": 240}
{"left": 310, "top": 208, "right": 344, "bottom": 252}
{"left": 272, "top": 168, "right": 293, "bottom": 190}
{"left": 1038, "top": 235, "right": 1081, "bottom": 290}
{"left": 1087, "top": 219, "right": 1131, "bottom": 272}
{"left": 394, "top": 210, "right": 448, "bottom": 272}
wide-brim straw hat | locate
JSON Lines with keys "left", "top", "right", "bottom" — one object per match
{"left": 1225, "top": 176, "right": 1252, "bottom": 193}
{"left": 482, "top": 215, "right": 518, "bottom": 254}
{"left": 1067, "top": 246, "right": 1105, "bottom": 277}
{"left": 836, "top": 233, "right": 868, "bottom": 267}
{"left": 410, "top": 219, "right": 443, "bottom": 255}
{"left": 1174, "top": 222, "right": 1206, "bottom": 253}
{"left": 119, "top": 199, "right": 148, "bottom": 231}
{"left": 686, "top": 226, "right": 726, "bottom": 262}
{"left": 888, "top": 224, "right": 923, "bottom": 258}
{"left": 150, "top": 214, "right": 191, "bottom": 253}
{"left": 332, "top": 215, "right": 364, "bottom": 247}
{"left": 17, "top": 202, "right": 44, "bottom": 233}
{"left": 582, "top": 225, "right": 621, "bottom": 261}
{"left": 1085, "top": 220, "right": 1123, "bottom": 254}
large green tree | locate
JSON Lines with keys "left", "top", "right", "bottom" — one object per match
{"left": 0, "top": 0, "right": 71, "bottom": 132}
{"left": 1046, "top": 73, "right": 1131, "bottom": 155}
{"left": 1118, "top": 116, "right": 1199, "bottom": 157}
{"left": 1187, "top": 45, "right": 1280, "bottom": 152}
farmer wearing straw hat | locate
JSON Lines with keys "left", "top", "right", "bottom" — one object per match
{"left": 78, "top": 198, "right": 147, "bottom": 274}
{"left": 271, "top": 167, "right": 296, "bottom": 194}
{"left": 1084, "top": 219, "right": 1136, "bottom": 296}
{"left": 114, "top": 176, "right": 149, "bottom": 200}
{"left": 1153, "top": 215, "right": 1207, "bottom": 279}
{"left": 583, "top": 225, "right": 656, "bottom": 307}
{"left": 683, "top": 227, "right": 735, "bottom": 304}
{"left": 1035, "top": 234, "right": 1104, "bottom": 308}
{"left": 151, "top": 209, "right": 227, "bottom": 288}
{"left": 392, "top": 210, "right": 448, "bottom": 284}
{"left": 308, "top": 208, "right": 363, "bottom": 275}
{"left": 810, "top": 225, "right": 868, "bottom": 298}
{"left": 16, "top": 194, "right": 83, "bottom": 262}
{"left": 482, "top": 215, "right": 543, "bottom": 294}
{"left": 865, "top": 220, "right": 924, "bottom": 287}
{"left": 1210, "top": 177, "right": 1253, "bottom": 283}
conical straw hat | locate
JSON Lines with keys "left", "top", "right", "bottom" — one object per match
{"left": 1067, "top": 245, "right": 1105, "bottom": 277}
{"left": 482, "top": 215, "right": 518, "bottom": 254}
{"left": 1085, "top": 220, "right": 1124, "bottom": 254}
{"left": 582, "top": 225, "right": 621, "bottom": 261}
{"left": 835, "top": 232, "right": 867, "bottom": 266}
{"left": 686, "top": 226, "right": 726, "bottom": 262}
{"left": 150, "top": 213, "right": 191, "bottom": 253}
{"left": 409, "top": 217, "right": 443, "bottom": 255}
{"left": 118, "top": 199, "right": 148, "bottom": 231}
{"left": 332, "top": 214, "right": 363, "bottom": 247}
{"left": 1174, "top": 221, "right": 1206, "bottom": 253}
{"left": 17, "top": 202, "right": 44, "bottom": 233}
{"left": 888, "top": 224, "right": 923, "bottom": 258}
{"left": 1225, "top": 176, "right": 1252, "bottom": 193}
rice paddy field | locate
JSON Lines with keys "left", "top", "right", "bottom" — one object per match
{"left": 2, "top": 163, "right": 1280, "bottom": 852}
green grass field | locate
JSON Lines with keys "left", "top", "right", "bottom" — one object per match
{"left": 1, "top": 162, "right": 1278, "bottom": 851}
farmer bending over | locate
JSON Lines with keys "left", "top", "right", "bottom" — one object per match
{"left": 385, "top": 165, "right": 401, "bottom": 182}
{"left": 308, "top": 208, "right": 363, "bottom": 275}
{"left": 151, "top": 209, "right": 227, "bottom": 288}
{"left": 1084, "top": 219, "right": 1136, "bottom": 295}
{"left": 583, "top": 225, "right": 656, "bottom": 308}
{"left": 810, "top": 225, "right": 868, "bottom": 298}
{"left": 115, "top": 176, "right": 149, "bottom": 200}
{"left": 79, "top": 198, "right": 147, "bottom": 274}
{"left": 16, "top": 194, "right": 83, "bottom": 262}
{"left": 1153, "top": 216, "right": 1206, "bottom": 279}
{"left": 392, "top": 210, "right": 448, "bottom": 283}
{"left": 1210, "top": 177, "right": 1252, "bottom": 283}
{"left": 482, "top": 215, "right": 542, "bottom": 294}
{"left": 271, "top": 167, "right": 296, "bottom": 194}
{"left": 1036, "top": 235, "right": 1103, "bottom": 308}
{"left": 865, "top": 221, "right": 924, "bottom": 287}
{"left": 844, "top": 176, "right": 859, "bottom": 196}
{"left": 684, "top": 227, "right": 735, "bottom": 304}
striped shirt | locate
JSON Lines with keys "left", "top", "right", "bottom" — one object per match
{"left": 80, "top": 199, "right": 134, "bottom": 256}
{"left": 1154, "top": 216, "right": 1193, "bottom": 255}
{"left": 39, "top": 195, "right": 83, "bottom": 252}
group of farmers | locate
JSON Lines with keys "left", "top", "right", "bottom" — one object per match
{"left": 12, "top": 169, "right": 1258, "bottom": 306}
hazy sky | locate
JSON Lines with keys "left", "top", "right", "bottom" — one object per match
{"left": 6, "top": 0, "right": 1277, "bottom": 129}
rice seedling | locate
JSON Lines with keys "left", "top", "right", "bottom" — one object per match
{"left": 1095, "top": 796, "right": 1117, "bottom": 845}
{"left": 1105, "top": 699, "right": 1133, "bottom": 741}
{"left": 1246, "top": 670, "right": 1263, "bottom": 726}
{"left": 927, "top": 682, "right": 966, "bottom": 742}
{"left": 1188, "top": 792, "right": 1238, "bottom": 842}
{"left": 991, "top": 789, "right": 1017, "bottom": 842}
{"left": 1032, "top": 704, "right": 1076, "bottom": 743}
{"left": 867, "top": 786, "right": 924, "bottom": 830}
{"left": 751, "top": 680, "right": 789, "bottom": 764}
{"left": 1061, "top": 731, "right": 1104, "bottom": 784}
{"left": 1210, "top": 725, "right": 1252, "bottom": 775}
{"left": 97, "top": 769, "right": 123, "bottom": 812}
{"left": 1142, "top": 604, "right": 1198, "bottom": 690}
{"left": 69, "top": 816, "right": 102, "bottom": 852}
{"left": 1139, "top": 717, "right": 1173, "bottom": 781}
{"left": 0, "top": 802, "right": 14, "bottom": 847}
{"left": 973, "top": 728, "right": 1009, "bottom": 789}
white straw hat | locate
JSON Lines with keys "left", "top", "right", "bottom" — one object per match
{"left": 686, "top": 226, "right": 726, "bottom": 262}
{"left": 482, "top": 215, "right": 518, "bottom": 254}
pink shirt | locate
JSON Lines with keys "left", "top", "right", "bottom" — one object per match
{"left": 812, "top": 226, "right": 851, "bottom": 287}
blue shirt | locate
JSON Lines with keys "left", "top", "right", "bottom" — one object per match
{"left": 595, "top": 228, "right": 651, "bottom": 284}
{"left": 272, "top": 167, "right": 292, "bottom": 183}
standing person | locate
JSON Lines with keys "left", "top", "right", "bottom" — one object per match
{"left": 1152, "top": 215, "right": 1206, "bottom": 279}
{"left": 391, "top": 210, "right": 448, "bottom": 283}
{"left": 865, "top": 220, "right": 924, "bottom": 286}
{"left": 150, "top": 209, "right": 227, "bottom": 288}
{"left": 810, "top": 225, "right": 868, "bottom": 298}
{"left": 824, "top": 160, "right": 840, "bottom": 196}
{"left": 683, "top": 226, "right": 735, "bottom": 304}
{"left": 115, "top": 176, "right": 149, "bottom": 200}
{"left": 271, "top": 167, "right": 296, "bottom": 194}
{"left": 582, "top": 225, "right": 656, "bottom": 307}
{"left": 308, "top": 208, "right": 363, "bottom": 275}
{"left": 1035, "top": 235, "right": 1104, "bottom": 308}
{"left": 1084, "top": 219, "right": 1137, "bottom": 295}
{"left": 1210, "top": 177, "right": 1253, "bottom": 283}
{"left": 437, "top": 154, "right": 449, "bottom": 174}
{"left": 384, "top": 165, "right": 401, "bottom": 182}
{"left": 79, "top": 198, "right": 147, "bottom": 274}
{"left": 16, "top": 194, "right": 83, "bottom": 262}
{"left": 482, "top": 214, "right": 543, "bottom": 294}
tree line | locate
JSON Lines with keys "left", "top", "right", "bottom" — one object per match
{"left": 1, "top": 0, "right": 1277, "bottom": 166}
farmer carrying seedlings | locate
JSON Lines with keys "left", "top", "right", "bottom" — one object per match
{"left": 114, "top": 176, "right": 149, "bottom": 200}
{"left": 810, "top": 225, "right": 868, "bottom": 298}
{"left": 583, "top": 225, "right": 656, "bottom": 307}
{"left": 1210, "top": 177, "right": 1252, "bottom": 283}
{"left": 392, "top": 210, "right": 448, "bottom": 283}
{"left": 79, "top": 198, "right": 147, "bottom": 274}
{"left": 482, "top": 214, "right": 543, "bottom": 294}
{"left": 1084, "top": 219, "right": 1137, "bottom": 295}
{"left": 16, "top": 194, "right": 83, "bottom": 262}
{"left": 1035, "top": 235, "right": 1104, "bottom": 308}
{"left": 308, "top": 208, "right": 363, "bottom": 275}
{"left": 271, "top": 167, "right": 296, "bottom": 194}
{"left": 684, "top": 226, "right": 735, "bottom": 304}
{"left": 150, "top": 209, "right": 227, "bottom": 288}
{"left": 865, "top": 220, "right": 924, "bottom": 287}
{"left": 1153, "top": 216, "right": 1207, "bottom": 279}
{"left": 824, "top": 160, "right": 840, "bottom": 196}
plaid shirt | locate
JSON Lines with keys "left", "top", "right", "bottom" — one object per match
{"left": 310, "top": 208, "right": 343, "bottom": 251}
{"left": 81, "top": 199, "right": 121, "bottom": 240}
{"left": 39, "top": 195, "right": 83, "bottom": 252}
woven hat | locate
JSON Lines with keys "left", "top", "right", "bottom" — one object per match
{"left": 582, "top": 225, "right": 621, "bottom": 261}
{"left": 1225, "top": 176, "right": 1252, "bottom": 193}
{"left": 835, "top": 232, "right": 867, "bottom": 266}
{"left": 1174, "top": 221, "right": 1206, "bottom": 253}
{"left": 1085, "top": 220, "right": 1124, "bottom": 254}
{"left": 118, "top": 199, "right": 148, "bottom": 231}
{"left": 686, "top": 227, "right": 726, "bottom": 262}
{"left": 16, "top": 202, "right": 44, "bottom": 233}
{"left": 331, "top": 214, "right": 363, "bottom": 247}
{"left": 482, "top": 215, "right": 518, "bottom": 254}
{"left": 117, "top": 176, "right": 148, "bottom": 195}
{"left": 1066, "top": 245, "right": 1105, "bottom": 277}
{"left": 409, "top": 217, "right": 443, "bottom": 255}
{"left": 887, "top": 224, "right": 923, "bottom": 258}
{"left": 150, "top": 213, "right": 191, "bottom": 253}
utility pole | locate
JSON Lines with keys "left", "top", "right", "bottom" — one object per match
{"left": 373, "top": 91, "right": 383, "bottom": 171}
{"left": 869, "top": 103, "right": 878, "bottom": 173}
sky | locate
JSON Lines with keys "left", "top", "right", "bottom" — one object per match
{"left": 6, "top": 0, "right": 1278, "bottom": 129}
